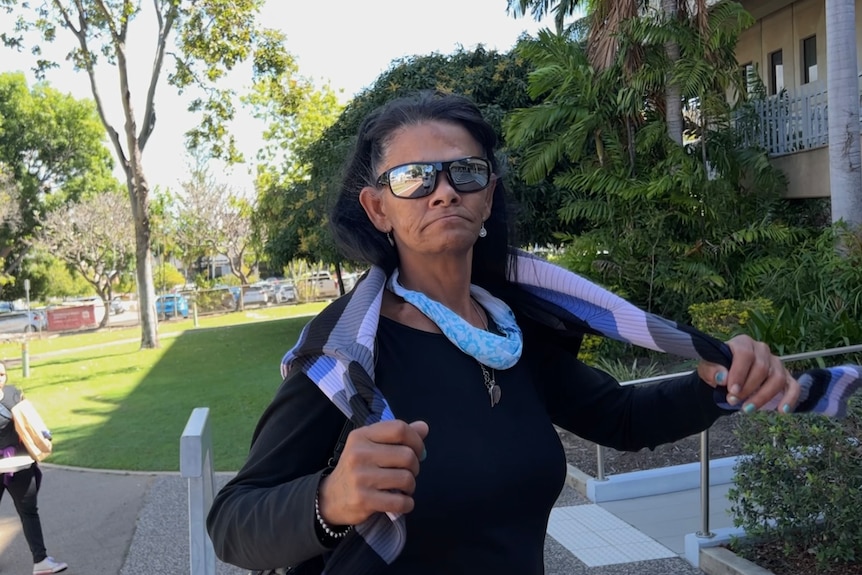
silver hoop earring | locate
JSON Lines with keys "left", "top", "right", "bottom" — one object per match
{"left": 478, "top": 223, "right": 487, "bottom": 238}
{"left": 387, "top": 231, "right": 395, "bottom": 247}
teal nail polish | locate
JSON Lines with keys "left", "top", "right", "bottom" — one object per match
{"left": 420, "top": 447, "right": 427, "bottom": 462}
{"left": 715, "top": 372, "right": 725, "bottom": 384}
{"left": 743, "top": 403, "right": 756, "bottom": 414}
{"left": 782, "top": 404, "right": 791, "bottom": 414}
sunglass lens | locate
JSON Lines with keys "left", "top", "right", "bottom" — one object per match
{"left": 388, "top": 164, "right": 437, "bottom": 198}
{"left": 448, "top": 159, "right": 490, "bottom": 192}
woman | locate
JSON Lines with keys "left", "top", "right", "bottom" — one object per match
{"left": 208, "top": 91, "right": 857, "bottom": 575}
{"left": 0, "top": 361, "right": 68, "bottom": 574}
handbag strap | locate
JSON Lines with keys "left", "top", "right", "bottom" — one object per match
{"left": 327, "top": 419, "right": 354, "bottom": 469}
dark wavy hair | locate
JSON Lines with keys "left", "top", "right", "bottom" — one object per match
{"left": 330, "top": 91, "right": 515, "bottom": 291}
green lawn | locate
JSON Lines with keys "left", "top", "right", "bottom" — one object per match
{"left": 0, "top": 303, "right": 327, "bottom": 472}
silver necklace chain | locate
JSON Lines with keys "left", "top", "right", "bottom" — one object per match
{"left": 470, "top": 297, "right": 500, "bottom": 407}
{"left": 478, "top": 361, "right": 501, "bottom": 407}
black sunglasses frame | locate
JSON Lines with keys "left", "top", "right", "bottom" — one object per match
{"left": 375, "top": 157, "right": 492, "bottom": 199}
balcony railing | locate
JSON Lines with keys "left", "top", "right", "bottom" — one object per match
{"left": 739, "top": 82, "right": 862, "bottom": 157}
{"left": 739, "top": 84, "right": 830, "bottom": 157}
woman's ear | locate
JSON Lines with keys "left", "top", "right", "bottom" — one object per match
{"left": 359, "top": 186, "right": 390, "bottom": 233}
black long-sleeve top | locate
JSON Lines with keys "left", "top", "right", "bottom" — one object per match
{"left": 0, "top": 385, "right": 25, "bottom": 452}
{"left": 208, "top": 315, "right": 729, "bottom": 574}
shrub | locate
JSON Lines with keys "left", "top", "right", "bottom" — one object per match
{"left": 741, "top": 301, "right": 862, "bottom": 370}
{"left": 578, "top": 335, "right": 602, "bottom": 366}
{"left": 728, "top": 397, "right": 862, "bottom": 570}
{"left": 688, "top": 298, "right": 774, "bottom": 341}
{"left": 192, "top": 288, "right": 235, "bottom": 314}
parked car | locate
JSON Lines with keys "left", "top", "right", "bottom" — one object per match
{"left": 0, "top": 310, "right": 46, "bottom": 334}
{"left": 241, "top": 286, "right": 270, "bottom": 307}
{"left": 110, "top": 297, "right": 127, "bottom": 315}
{"left": 155, "top": 294, "right": 189, "bottom": 319}
{"left": 275, "top": 283, "right": 297, "bottom": 304}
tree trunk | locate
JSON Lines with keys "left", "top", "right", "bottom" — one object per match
{"left": 826, "top": 0, "right": 862, "bottom": 229}
{"left": 663, "top": 0, "right": 684, "bottom": 145}
{"left": 125, "top": 167, "right": 159, "bottom": 349}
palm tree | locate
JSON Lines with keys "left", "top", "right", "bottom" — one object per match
{"left": 508, "top": 0, "right": 708, "bottom": 145}
{"left": 825, "top": 0, "right": 862, "bottom": 229}
{"left": 506, "top": 0, "right": 583, "bottom": 34}
{"left": 662, "top": 0, "right": 684, "bottom": 144}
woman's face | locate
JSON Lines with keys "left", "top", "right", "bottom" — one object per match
{"left": 359, "top": 120, "right": 495, "bottom": 264}
{"left": 0, "top": 364, "right": 6, "bottom": 388}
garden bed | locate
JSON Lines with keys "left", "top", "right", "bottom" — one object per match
{"left": 558, "top": 411, "right": 744, "bottom": 477}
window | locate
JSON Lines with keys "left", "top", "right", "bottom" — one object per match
{"left": 769, "top": 50, "right": 784, "bottom": 95}
{"left": 802, "top": 35, "right": 817, "bottom": 84}
{"left": 740, "top": 62, "right": 755, "bottom": 94}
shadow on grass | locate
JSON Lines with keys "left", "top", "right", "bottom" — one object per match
{"left": 49, "top": 316, "right": 309, "bottom": 472}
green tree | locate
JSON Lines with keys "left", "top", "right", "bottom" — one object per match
{"left": 2, "top": 1, "right": 302, "bottom": 348}
{"left": 251, "top": 77, "right": 344, "bottom": 274}
{"left": 153, "top": 261, "right": 186, "bottom": 294}
{"left": 507, "top": 0, "right": 711, "bottom": 144}
{"left": 505, "top": 5, "right": 797, "bottom": 318}
{"left": 0, "top": 72, "right": 115, "bottom": 284}
{"left": 27, "top": 254, "right": 94, "bottom": 300}
{"left": 0, "top": 166, "right": 20, "bottom": 288}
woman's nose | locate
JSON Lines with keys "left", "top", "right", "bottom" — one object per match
{"left": 430, "top": 173, "right": 460, "bottom": 204}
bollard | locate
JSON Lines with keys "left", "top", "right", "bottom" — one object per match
{"left": 22, "top": 340, "right": 30, "bottom": 378}
{"left": 193, "top": 301, "right": 199, "bottom": 328}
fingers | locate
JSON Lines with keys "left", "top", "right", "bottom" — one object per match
{"left": 724, "top": 337, "right": 772, "bottom": 404}
{"left": 712, "top": 335, "right": 800, "bottom": 414}
{"left": 321, "top": 419, "right": 429, "bottom": 525}
{"left": 746, "top": 367, "right": 800, "bottom": 414}
{"left": 364, "top": 419, "right": 428, "bottom": 463}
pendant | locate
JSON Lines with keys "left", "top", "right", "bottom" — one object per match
{"left": 488, "top": 384, "right": 501, "bottom": 407}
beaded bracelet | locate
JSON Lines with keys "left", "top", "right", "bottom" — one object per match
{"left": 314, "top": 488, "right": 353, "bottom": 539}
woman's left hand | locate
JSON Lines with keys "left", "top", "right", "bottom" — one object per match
{"left": 697, "top": 334, "right": 800, "bottom": 414}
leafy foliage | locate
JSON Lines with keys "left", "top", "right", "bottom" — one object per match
{"left": 506, "top": 4, "right": 798, "bottom": 320}
{"left": 733, "top": 226, "right": 862, "bottom": 363}
{"left": 0, "top": 72, "right": 116, "bottom": 295}
{"left": 729, "top": 399, "right": 862, "bottom": 569}
{"left": 689, "top": 298, "right": 774, "bottom": 341}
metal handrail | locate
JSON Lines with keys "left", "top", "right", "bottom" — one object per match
{"left": 592, "top": 343, "right": 862, "bottom": 535}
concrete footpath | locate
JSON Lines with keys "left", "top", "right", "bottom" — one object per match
{"left": 0, "top": 466, "right": 153, "bottom": 574}
{"left": 0, "top": 466, "right": 246, "bottom": 575}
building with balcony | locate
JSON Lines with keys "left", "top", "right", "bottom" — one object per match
{"left": 735, "top": 0, "right": 861, "bottom": 201}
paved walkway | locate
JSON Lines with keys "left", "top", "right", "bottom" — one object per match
{"left": 0, "top": 463, "right": 727, "bottom": 574}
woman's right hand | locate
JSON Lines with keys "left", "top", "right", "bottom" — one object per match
{"left": 317, "top": 419, "right": 429, "bottom": 527}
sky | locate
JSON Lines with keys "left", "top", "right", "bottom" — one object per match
{"left": 1, "top": 0, "right": 552, "bottom": 194}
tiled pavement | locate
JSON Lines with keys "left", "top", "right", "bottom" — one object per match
{"left": 543, "top": 482, "right": 725, "bottom": 575}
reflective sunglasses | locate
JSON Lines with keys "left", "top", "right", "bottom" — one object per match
{"left": 376, "top": 157, "right": 492, "bottom": 199}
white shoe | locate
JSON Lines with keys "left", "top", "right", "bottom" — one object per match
{"left": 33, "top": 556, "right": 68, "bottom": 574}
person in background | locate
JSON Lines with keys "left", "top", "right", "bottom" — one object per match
{"left": 0, "top": 360, "right": 68, "bottom": 574}
{"left": 207, "top": 91, "right": 860, "bottom": 575}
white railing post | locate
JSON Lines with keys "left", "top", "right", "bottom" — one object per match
{"left": 181, "top": 407, "right": 217, "bottom": 575}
